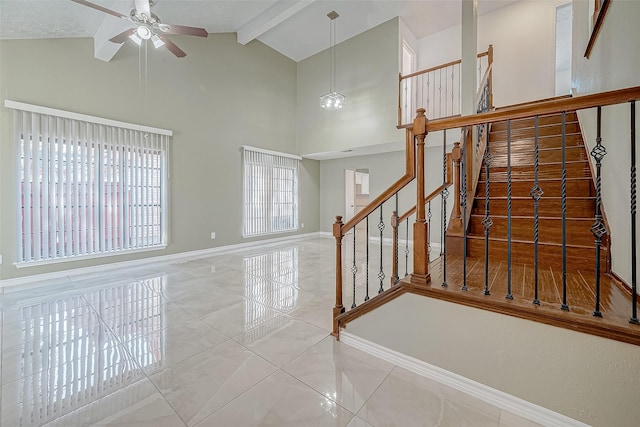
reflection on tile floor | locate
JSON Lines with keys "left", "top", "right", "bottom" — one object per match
{"left": 1, "top": 237, "right": 541, "bottom": 426}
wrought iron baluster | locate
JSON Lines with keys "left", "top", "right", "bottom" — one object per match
{"left": 461, "top": 134, "right": 468, "bottom": 292}
{"left": 405, "top": 217, "right": 410, "bottom": 277}
{"left": 590, "top": 107, "right": 607, "bottom": 317}
{"left": 482, "top": 122, "right": 492, "bottom": 296}
{"left": 531, "top": 116, "right": 543, "bottom": 305}
{"left": 630, "top": 101, "right": 638, "bottom": 324}
{"left": 442, "top": 130, "right": 449, "bottom": 287}
{"left": 394, "top": 193, "right": 399, "bottom": 285}
{"left": 439, "top": 68, "right": 442, "bottom": 118}
{"left": 351, "top": 228, "right": 357, "bottom": 309}
{"left": 506, "top": 119, "right": 513, "bottom": 300}
{"left": 561, "top": 111, "right": 569, "bottom": 311}
{"left": 428, "top": 201, "right": 432, "bottom": 260}
{"left": 451, "top": 66, "right": 454, "bottom": 116}
{"left": 378, "top": 205, "right": 385, "bottom": 294}
{"left": 365, "top": 215, "right": 370, "bottom": 301}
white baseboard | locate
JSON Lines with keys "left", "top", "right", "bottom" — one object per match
{"left": 0, "top": 232, "right": 324, "bottom": 290}
{"left": 339, "top": 331, "right": 589, "bottom": 427}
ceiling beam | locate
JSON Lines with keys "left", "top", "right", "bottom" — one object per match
{"left": 237, "top": 0, "right": 318, "bottom": 45}
{"left": 92, "top": 2, "right": 131, "bottom": 62}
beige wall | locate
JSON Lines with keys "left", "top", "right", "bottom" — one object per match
{"left": 0, "top": 35, "right": 320, "bottom": 280}
{"left": 572, "top": 0, "right": 640, "bottom": 289}
{"left": 347, "top": 293, "right": 640, "bottom": 426}
{"left": 296, "top": 18, "right": 404, "bottom": 157}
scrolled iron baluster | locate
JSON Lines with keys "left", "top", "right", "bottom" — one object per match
{"left": 630, "top": 101, "right": 639, "bottom": 324}
{"left": 394, "top": 193, "right": 399, "bottom": 285}
{"left": 482, "top": 123, "right": 492, "bottom": 296}
{"left": 442, "top": 130, "right": 448, "bottom": 287}
{"left": 405, "top": 217, "right": 410, "bottom": 277}
{"left": 590, "top": 107, "right": 607, "bottom": 317}
{"left": 530, "top": 116, "right": 543, "bottom": 305}
{"left": 427, "top": 201, "right": 432, "bottom": 259}
{"left": 506, "top": 119, "right": 513, "bottom": 300}
{"left": 561, "top": 111, "right": 569, "bottom": 311}
{"left": 365, "top": 215, "right": 370, "bottom": 301}
{"left": 461, "top": 135, "right": 468, "bottom": 292}
{"left": 378, "top": 205, "right": 385, "bottom": 294}
{"left": 351, "top": 228, "right": 357, "bottom": 309}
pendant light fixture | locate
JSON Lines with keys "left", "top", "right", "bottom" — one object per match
{"left": 320, "top": 11, "right": 345, "bottom": 110}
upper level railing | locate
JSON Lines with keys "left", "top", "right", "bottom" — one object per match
{"left": 397, "top": 45, "right": 493, "bottom": 127}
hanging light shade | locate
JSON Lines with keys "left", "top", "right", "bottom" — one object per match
{"left": 320, "top": 11, "right": 345, "bottom": 110}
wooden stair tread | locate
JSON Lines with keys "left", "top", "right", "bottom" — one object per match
{"left": 464, "top": 234, "right": 597, "bottom": 250}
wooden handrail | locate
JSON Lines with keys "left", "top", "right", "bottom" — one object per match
{"left": 340, "top": 129, "right": 416, "bottom": 235}
{"left": 399, "top": 49, "right": 491, "bottom": 82}
{"left": 398, "top": 181, "right": 452, "bottom": 224}
{"left": 426, "top": 86, "right": 640, "bottom": 132}
{"left": 400, "top": 59, "right": 461, "bottom": 81}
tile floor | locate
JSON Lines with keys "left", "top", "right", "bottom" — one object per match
{"left": 0, "top": 237, "right": 541, "bottom": 426}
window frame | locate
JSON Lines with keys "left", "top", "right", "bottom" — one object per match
{"left": 7, "top": 100, "right": 171, "bottom": 267}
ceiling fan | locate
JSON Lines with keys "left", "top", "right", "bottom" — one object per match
{"left": 70, "top": 0, "right": 208, "bottom": 58}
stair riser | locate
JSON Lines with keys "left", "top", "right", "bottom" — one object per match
{"left": 479, "top": 162, "right": 591, "bottom": 181}
{"left": 472, "top": 198, "right": 595, "bottom": 217}
{"left": 466, "top": 239, "right": 606, "bottom": 271}
{"left": 469, "top": 217, "right": 597, "bottom": 246}
{"left": 490, "top": 113, "right": 578, "bottom": 132}
{"left": 476, "top": 179, "right": 594, "bottom": 198}
{"left": 487, "top": 146, "right": 588, "bottom": 166}
{"left": 490, "top": 123, "right": 581, "bottom": 141}
{"left": 489, "top": 134, "right": 584, "bottom": 152}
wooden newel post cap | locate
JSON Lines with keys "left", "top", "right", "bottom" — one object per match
{"left": 333, "top": 216, "right": 344, "bottom": 239}
{"left": 452, "top": 141, "right": 461, "bottom": 161}
{"left": 413, "top": 108, "right": 427, "bottom": 136}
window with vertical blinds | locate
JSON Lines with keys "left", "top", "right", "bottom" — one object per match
{"left": 9, "top": 101, "right": 170, "bottom": 265}
{"left": 242, "top": 146, "right": 300, "bottom": 237}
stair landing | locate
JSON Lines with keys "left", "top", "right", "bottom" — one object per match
{"left": 398, "top": 255, "right": 640, "bottom": 346}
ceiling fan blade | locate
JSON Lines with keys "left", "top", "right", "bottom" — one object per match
{"left": 70, "top": 0, "right": 128, "bottom": 20}
{"left": 156, "top": 34, "right": 186, "bottom": 58}
{"left": 159, "top": 24, "right": 208, "bottom": 38}
{"left": 109, "top": 28, "right": 136, "bottom": 44}
{"left": 134, "top": 0, "right": 151, "bottom": 18}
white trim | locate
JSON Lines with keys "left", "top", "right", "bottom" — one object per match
{"left": 241, "top": 145, "right": 302, "bottom": 160}
{"left": 340, "top": 332, "right": 589, "bottom": 427}
{"left": 4, "top": 100, "right": 173, "bottom": 136}
{"left": 0, "top": 232, "right": 323, "bottom": 289}
{"left": 14, "top": 245, "right": 167, "bottom": 269}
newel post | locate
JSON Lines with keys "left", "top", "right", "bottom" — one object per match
{"left": 451, "top": 141, "right": 462, "bottom": 229}
{"left": 411, "top": 108, "right": 431, "bottom": 285}
{"left": 332, "top": 216, "right": 345, "bottom": 337}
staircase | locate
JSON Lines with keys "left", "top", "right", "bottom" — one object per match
{"left": 465, "top": 111, "right": 608, "bottom": 272}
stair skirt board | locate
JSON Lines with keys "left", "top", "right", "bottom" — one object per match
{"left": 340, "top": 331, "right": 589, "bottom": 427}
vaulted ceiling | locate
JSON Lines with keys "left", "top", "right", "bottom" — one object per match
{"left": 0, "top": 0, "right": 518, "bottom": 62}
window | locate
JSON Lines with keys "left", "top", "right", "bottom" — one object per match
{"left": 242, "top": 146, "right": 299, "bottom": 237}
{"left": 10, "top": 101, "right": 170, "bottom": 264}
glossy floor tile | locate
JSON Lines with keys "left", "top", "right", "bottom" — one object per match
{"left": 0, "top": 237, "right": 547, "bottom": 426}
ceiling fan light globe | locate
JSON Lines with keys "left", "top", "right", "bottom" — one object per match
{"left": 152, "top": 34, "right": 165, "bottom": 49}
{"left": 136, "top": 26, "right": 152, "bottom": 40}
{"left": 129, "top": 32, "right": 143, "bottom": 46}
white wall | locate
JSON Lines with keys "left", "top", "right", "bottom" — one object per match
{"left": 417, "top": 0, "right": 566, "bottom": 107}
{"left": 347, "top": 293, "right": 640, "bottom": 427}
{"left": 572, "top": 0, "right": 640, "bottom": 289}
{"left": 297, "top": 18, "right": 404, "bottom": 157}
